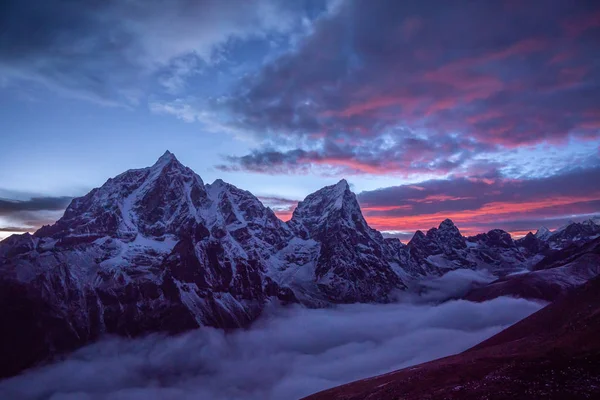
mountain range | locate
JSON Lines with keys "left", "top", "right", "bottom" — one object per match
{"left": 1, "top": 151, "right": 599, "bottom": 379}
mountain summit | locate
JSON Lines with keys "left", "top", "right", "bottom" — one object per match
{"left": 1, "top": 152, "right": 599, "bottom": 379}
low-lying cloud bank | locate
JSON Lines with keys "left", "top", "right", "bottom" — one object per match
{"left": 0, "top": 296, "right": 543, "bottom": 400}
{"left": 402, "top": 268, "right": 498, "bottom": 303}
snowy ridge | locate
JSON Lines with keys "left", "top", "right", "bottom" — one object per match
{"left": 1, "top": 152, "right": 599, "bottom": 379}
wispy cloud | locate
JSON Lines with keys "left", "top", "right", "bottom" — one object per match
{"left": 0, "top": 194, "right": 72, "bottom": 233}
{"left": 0, "top": 0, "right": 331, "bottom": 105}
{"left": 218, "top": 1, "right": 600, "bottom": 177}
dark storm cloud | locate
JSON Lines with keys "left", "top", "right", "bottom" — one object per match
{"left": 0, "top": 195, "right": 72, "bottom": 232}
{"left": 0, "top": 196, "right": 73, "bottom": 215}
{"left": 0, "top": 227, "right": 31, "bottom": 233}
{"left": 357, "top": 165, "right": 600, "bottom": 235}
{"left": 221, "top": 0, "right": 600, "bottom": 174}
{"left": 0, "top": 0, "right": 327, "bottom": 104}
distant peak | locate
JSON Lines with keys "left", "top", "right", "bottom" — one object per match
{"left": 336, "top": 179, "right": 349, "bottom": 189}
{"left": 159, "top": 150, "right": 176, "bottom": 161}
{"left": 152, "top": 150, "right": 180, "bottom": 168}
{"left": 408, "top": 230, "right": 426, "bottom": 245}
{"left": 583, "top": 216, "right": 600, "bottom": 226}
{"left": 439, "top": 218, "right": 457, "bottom": 229}
{"left": 535, "top": 226, "right": 551, "bottom": 240}
{"left": 330, "top": 179, "right": 350, "bottom": 199}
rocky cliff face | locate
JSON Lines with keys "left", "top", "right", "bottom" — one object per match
{"left": 0, "top": 152, "right": 293, "bottom": 377}
{"left": 1, "top": 151, "right": 598, "bottom": 378}
{"left": 287, "top": 180, "right": 405, "bottom": 303}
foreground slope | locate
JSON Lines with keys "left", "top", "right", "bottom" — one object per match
{"left": 304, "top": 277, "right": 600, "bottom": 400}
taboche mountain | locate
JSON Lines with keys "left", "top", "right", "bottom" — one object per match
{"left": 1, "top": 151, "right": 599, "bottom": 378}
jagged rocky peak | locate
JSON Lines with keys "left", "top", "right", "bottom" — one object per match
{"left": 437, "top": 218, "right": 462, "bottom": 235}
{"left": 516, "top": 231, "right": 548, "bottom": 255}
{"left": 469, "top": 229, "right": 515, "bottom": 248}
{"left": 36, "top": 151, "right": 208, "bottom": 241}
{"left": 287, "top": 179, "right": 404, "bottom": 302}
{"left": 439, "top": 218, "right": 457, "bottom": 229}
{"left": 408, "top": 230, "right": 426, "bottom": 245}
{"left": 289, "top": 179, "right": 365, "bottom": 238}
{"left": 547, "top": 219, "right": 600, "bottom": 248}
{"left": 426, "top": 218, "right": 467, "bottom": 249}
{"left": 204, "top": 178, "right": 291, "bottom": 249}
{"left": 535, "top": 226, "right": 551, "bottom": 241}
{"left": 154, "top": 149, "right": 177, "bottom": 165}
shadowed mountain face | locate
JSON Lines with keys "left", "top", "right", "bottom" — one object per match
{"left": 465, "top": 237, "right": 600, "bottom": 302}
{"left": 1, "top": 152, "right": 599, "bottom": 379}
{"left": 304, "top": 276, "right": 600, "bottom": 400}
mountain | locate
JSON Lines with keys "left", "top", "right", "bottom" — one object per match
{"left": 304, "top": 275, "right": 600, "bottom": 400}
{"left": 535, "top": 226, "right": 552, "bottom": 241}
{"left": 465, "top": 222, "right": 600, "bottom": 303}
{"left": 405, "top": 219, "right": 473, "bottom": 274}
{"left": 1, "top": 152, "right": 599, "bottom": 379}
{"left": 545, "top": 218, "right": 600, "bottom": 249}
{"left": 515, "top": 231, "right": 549, "bottom": 258}
{"left": 518, "top": 218, "right": 600, "bottom": 252}
{"left": 286, "top": 180, "right": 406, "bottom": 303}
{"left": 465, "top": 236, "right": 600, "bottom": 302}
{"left": 405, "top": 221, "right": 536, "bottom": 275}
{"left": 0, "top": 152, "right": 295, "bottom": 378}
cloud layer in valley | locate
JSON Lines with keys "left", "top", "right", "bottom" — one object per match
{"left": 0, "top": 295, "right": 543, "bottom": 400}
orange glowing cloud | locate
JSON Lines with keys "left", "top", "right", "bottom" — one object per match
{"left": 363, "top": 195, "right": 600, "bottom": 234}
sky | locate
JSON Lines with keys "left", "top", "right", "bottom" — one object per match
{"left": 0, "top": 0, "right": 599, "bottom": 241}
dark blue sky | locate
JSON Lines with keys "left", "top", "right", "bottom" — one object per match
{"left": 1, "top": 0, "right": 599, "bottom": 240}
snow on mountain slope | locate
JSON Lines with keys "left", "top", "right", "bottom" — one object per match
{"left": 0, "top": 152, "right": 294, "bottom": 378}
{"left": 403, "top": 221, "right": 535, "bottom": 276}
{"left": 535, "top": 226, "right": 551, "bottom": 241}
{"left": 545, "top": 218, "right": 600, "bottom": 249}
{"left": 520, "top": 218, "right": 600, "bottom": 251}
{"left": 0, "top": 152, "right": 598, "bottom": 379}
{"left": 465, "top": 237, "right": 600, "bottom": 302}
{"left": 288, "top": 180, "right": 406, "bottom": 302}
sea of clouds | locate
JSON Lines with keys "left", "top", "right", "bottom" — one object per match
{"left": 0, "top": 270, "right": 544, "bottom": 400}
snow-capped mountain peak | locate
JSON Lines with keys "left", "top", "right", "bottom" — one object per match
{"left": 426, "top": 218, "right": 466, "bottom": 249}
{"left": 288, "top": 179, "right": 362, "bottom": 237}
{"left": 36, "top": 152, "right": 208, "bottom": 242}
{"left": 438, "top": 218, "right": 460, "bottom": 233}
{"left": 583, "top": 216, "right": 600, "bottom": 226}
{"left": 153, "top": 149, "right": 178, "bottom": 166}
{"left": 535, "top": 226, "right": 551, "bottom": 240}
{"left": 3, "top": 152, "right": 600, "bottom": 380}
